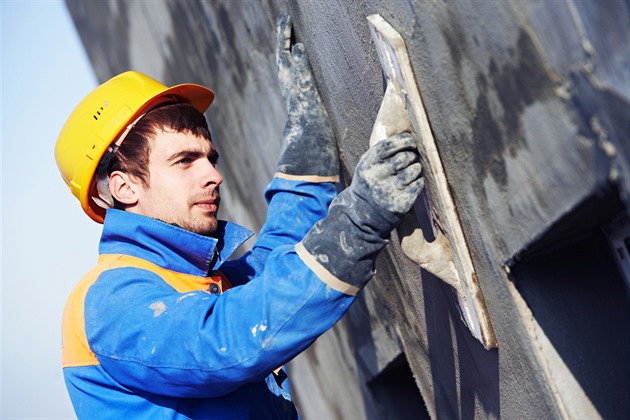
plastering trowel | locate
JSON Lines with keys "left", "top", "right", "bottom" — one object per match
{"left": 367, "top": 14, "right": 497, "bottom": 349}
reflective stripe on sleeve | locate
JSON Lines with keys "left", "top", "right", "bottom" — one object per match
{"left": 295, "top": 242, "right": 360, "bottom": 296}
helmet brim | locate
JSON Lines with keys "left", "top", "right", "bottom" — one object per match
{"left": 156, "top": 83, "right": 215, "bottom": 114}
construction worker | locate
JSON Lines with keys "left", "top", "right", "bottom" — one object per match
{"left": 56, "top": 15, "right": 423, "bottom": 419}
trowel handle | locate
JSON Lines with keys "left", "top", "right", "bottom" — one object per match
{"left": 369, "top": 83, "right": 412, "bottom": 147}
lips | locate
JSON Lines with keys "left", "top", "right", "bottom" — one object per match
{"left": 193, "top": 195, "right": 220, "bottom": 212}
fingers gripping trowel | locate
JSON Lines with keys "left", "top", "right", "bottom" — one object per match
{"left": 367, "top": 15, "right": 497, "bottom": 349}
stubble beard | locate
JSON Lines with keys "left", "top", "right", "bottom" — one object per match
{"left": 182, "top": 217, "right": 218, "bottom": 236}
{"left": 183, "top": 191, "right": 221, "bottom": 236}
{"left": 160, "top": 192, "right": 220, "bottom": 236}
{"left": 167, "top": 209, "right": 219, "bottom": 237}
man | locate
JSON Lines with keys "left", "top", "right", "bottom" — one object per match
{"left": 56, "top": 15, "right": 423, "bottom": 419}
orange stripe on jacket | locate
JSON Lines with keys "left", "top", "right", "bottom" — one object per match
{"left": 62, "top": 254, "right": 231, "bottom": 368}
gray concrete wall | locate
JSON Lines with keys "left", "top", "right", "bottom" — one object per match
{"left": 67, "top": 0, "right": 630, "bottom": 418}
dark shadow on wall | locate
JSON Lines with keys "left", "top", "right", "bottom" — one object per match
{"left": 368, "top": 353, "right": 431, "bottom": 420}
{"left": 509, "top": 185, "right": 630, "bottom": 419}
{"left": 423, "top": 271, "right": 500, "bottom": 420}
{"left": 342, "top": 288, "right": 430, "bottom": 419}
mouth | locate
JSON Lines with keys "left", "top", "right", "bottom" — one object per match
{"left": 193, "top": 196, "right": 220, "bottom": 213}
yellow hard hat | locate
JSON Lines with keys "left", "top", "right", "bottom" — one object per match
{"left": 55, "top": 71, "right": 214, "bottom": 223}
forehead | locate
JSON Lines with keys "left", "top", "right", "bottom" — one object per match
{"left": 150, "top": 129, "right": 214, "bottom": 158}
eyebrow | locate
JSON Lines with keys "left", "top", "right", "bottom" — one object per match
{"left": 166, "top": 148, "right": 219, "bottom": 163}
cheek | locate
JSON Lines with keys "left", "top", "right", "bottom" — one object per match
{"left": 144, "top": 178, "right": 184, "bottom": 204}
{"left": 155, "top": 172, "right": 188, "bottom": 192}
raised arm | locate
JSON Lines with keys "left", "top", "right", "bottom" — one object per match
{"left": 225, "top": 14, "right": 341, "bottom": 283}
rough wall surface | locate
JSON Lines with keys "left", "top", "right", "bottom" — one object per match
{"left": 66, "top": 0, "right": 630, "bottom": 418}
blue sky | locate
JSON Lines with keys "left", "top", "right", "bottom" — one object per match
{"left": 2, "top": 1, "right": 99, "bottom": 418}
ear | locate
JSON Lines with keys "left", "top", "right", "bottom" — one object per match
{"left": 109, "top": 171, "right": 141, "bottom": 206}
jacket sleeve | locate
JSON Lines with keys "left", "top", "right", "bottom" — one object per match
{"left": 219, "top": 177, "right": 337, "bottom": 286}
{"left": 84, "top": 244, "right": 356, "bottom": 399}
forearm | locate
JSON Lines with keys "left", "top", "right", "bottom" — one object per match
{"left": 220, "top": 178, "right": 337, "bottom": 286}
{"left": 258, "top": 178, "right": 336, "bottom": 249}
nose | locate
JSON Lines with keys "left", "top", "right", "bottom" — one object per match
{"left": 201, "top": 160, "right": 223, "bottom": 188}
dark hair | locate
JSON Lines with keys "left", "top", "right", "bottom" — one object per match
{"left": 108, "top": 101, "right": 212, "bottom": 185}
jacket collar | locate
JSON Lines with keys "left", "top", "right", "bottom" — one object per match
{"left": 99, "top": 209, "right": 253, "bottom": 277}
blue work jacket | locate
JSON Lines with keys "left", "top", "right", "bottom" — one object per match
{"left": 62, "top": 178, "right": 357, "bottom": 419}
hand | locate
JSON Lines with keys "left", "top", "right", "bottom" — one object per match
{"left": 299, "top": 132, "right": 423, "bottom": 290}
{"left": 350, "top": 132, "right": 423, "bottom": 234}
{"left": 274, "top": 13, "right": 338, "bottom": 180}
{"left": 276, "top": 14, "right": 317, "bottom": 106}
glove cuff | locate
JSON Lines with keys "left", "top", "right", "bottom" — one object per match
{"left": 274, "top": 173, "right": 339, "bottom": 183}
{"left": 295, "top": 242, "right": 361, "bottom": 295}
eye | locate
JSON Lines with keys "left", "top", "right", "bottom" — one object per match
{"left": 176, "top": 157, "right": 193, "bottom": 165}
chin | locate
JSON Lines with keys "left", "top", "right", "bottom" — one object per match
{"left": 190, "top": 218, "right": 219, "bottom": 237}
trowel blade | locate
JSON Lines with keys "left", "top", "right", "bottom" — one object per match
{"left": 367, "top": 14, "right": 497, "bottom": 349}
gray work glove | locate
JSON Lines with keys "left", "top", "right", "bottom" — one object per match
{"left": 301, "top": 133, "right": 423, "bottom": 290}
{"left": 275, "top": 13, "right": 339, "bottom": 180}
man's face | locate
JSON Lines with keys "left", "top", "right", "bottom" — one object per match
{"left": 133, "top": 129, "right": 223, "bottom": 236}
